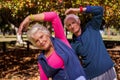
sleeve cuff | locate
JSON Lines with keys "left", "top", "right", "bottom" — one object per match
{"left": 86, "top": 6, "right": 91, "bottom": 12}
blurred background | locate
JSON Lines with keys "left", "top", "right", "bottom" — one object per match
{"left": 0, "top": 0, "right": 120, "bottom": 80}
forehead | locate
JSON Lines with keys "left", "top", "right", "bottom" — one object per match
{"left": 66, "top": 17, "right": 77, "bottom": 24}
{"left": 32, "top": 31, "right": 44, "bottom": 38}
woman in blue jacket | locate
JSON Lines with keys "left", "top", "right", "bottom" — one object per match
{"left": 17, "top": 11, "right": 86, "bottom": 80}
{"left": 64, "top": 6, "right": 117, "bottom": 80}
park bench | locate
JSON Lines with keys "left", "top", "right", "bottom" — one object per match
{"left": 0, "top": 35, "right": 120, "bottom": 52}
{"left": 0, "top": 35, "right": 30, "bottom": 52}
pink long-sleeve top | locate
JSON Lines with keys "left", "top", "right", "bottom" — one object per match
{"left": 38, "top": 12, "right": 71, "bottom": 80}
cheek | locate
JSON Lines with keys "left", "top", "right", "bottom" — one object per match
{"left": 76, "top": 25, "right": 80, "bottom": 30}
{"left": 36, "top": 42, "right": 40, "bottom": 46}
{"left": 34, "top": 43, "right": 40, "bottom": 48}
{"left": 74, "top": 24, "right": 80, "bottom": 29}
{"left": 47, "top": 38, "right": 52, "bottom": 45}
{"left": 45, "top": 36, "right": 51, "bottom": 45}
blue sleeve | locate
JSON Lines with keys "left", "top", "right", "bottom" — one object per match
{"left": 85, "top": 6, "right": 104, "bottom": 30}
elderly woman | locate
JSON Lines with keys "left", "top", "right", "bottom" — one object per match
{"left": 17, "top": 12, "right": 86, "bottom": 80}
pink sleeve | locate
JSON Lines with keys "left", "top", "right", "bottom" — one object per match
{"left": 38, "top": 63, "right": 48, "bottom": 80}
{"left": 39, "top": 12, "right": 71, "bottom": 80}
{"left": 44, "top": 12, "right": 70, "bottom": 47}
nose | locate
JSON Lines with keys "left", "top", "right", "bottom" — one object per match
{"left": 70, "top": 24, "right": 74, "bottom": 28}
{"left": 38, "top": 38, "right": 43, "bottom": 44}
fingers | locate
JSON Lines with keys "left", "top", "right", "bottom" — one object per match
{"left": 65, "top": 8, "right": 74, "bottom": 15}
{"left": 17, "top": 23, "right": 24, "bottom": 34}
{"left": 18, "top": 17, "right": 30, "bottom": 34}
{"left": 65, "top": 8, "right": 80, "bottom": 15}
{"left": 65, "top": 8, "right": 70, "bottom": 15}
{"left": 17, "top": 26, "right": 22, "bottom": 35}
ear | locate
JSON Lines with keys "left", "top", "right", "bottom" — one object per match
{"left": 31, "top": 34, "right": 34, "bottom": 39}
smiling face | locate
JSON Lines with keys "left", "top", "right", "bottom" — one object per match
{"left": 32, "top": 30, "right": 53, "bottom": 51}
{"left": 65, "top": 17, "right": 81, "bottom": 37}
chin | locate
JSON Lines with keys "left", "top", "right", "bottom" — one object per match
{"left": 44, "top": 45, "right": 50, "bottom": 50}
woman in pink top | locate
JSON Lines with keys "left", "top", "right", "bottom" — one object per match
{"left": 17, "top": 11, "right": 86, "bottom": 80}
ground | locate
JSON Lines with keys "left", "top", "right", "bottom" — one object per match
{"left": 0, "top": 47, "right": 40, "bottom": 80}
{"left": 0, "top": 45, "right": 120, "bottom": 80}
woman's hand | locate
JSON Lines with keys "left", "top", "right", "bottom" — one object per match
{"left": 17, "top": 16, "right": 30, "bottom": 35}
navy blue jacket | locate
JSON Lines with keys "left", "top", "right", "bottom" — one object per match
{"left": 71, "top": 6, "right": 114, "bottom": 79}
{"left": 38, "top": 37, "right": 87, "bottom": 80}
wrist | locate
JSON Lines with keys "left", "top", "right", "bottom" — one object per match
{"left": 80, "top": 6, "right": 83, "bottom": 12}
{"left": 30, "top": 14, "right": 34, "bottom": 21}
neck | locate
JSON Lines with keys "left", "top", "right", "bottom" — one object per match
{"left": 75, "top": 29, "right": 81, "bottom": 37}
{"left": 44, "top": 45, "right": 54, "bottom": 58}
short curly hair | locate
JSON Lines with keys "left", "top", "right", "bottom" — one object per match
{"left": 27, "top": 23, "right": 50, "bottom": 46}
{"left": 64, "top": 14, "right": 80, "bottom": 28}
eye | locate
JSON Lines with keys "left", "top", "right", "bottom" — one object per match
{"left": 72, "top": 21, "right": 75, "bottom": 24}
{"left": 35, "top": 39, "right": 39, "bottom": 44}
{"left": 67, "top": 24, "right": 71, "bottom": 28}
{"left": 34, "top": 35, "right": 43, "bottom": 44}
{"left": 40, "top": 35, "right": 44, "bottom": 39}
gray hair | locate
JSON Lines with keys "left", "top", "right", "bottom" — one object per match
{"left": 27, "top": 23, "right": 50, "bottom": 46}
{"left": 64, "top": 14, "right": 80, "bottom": 28}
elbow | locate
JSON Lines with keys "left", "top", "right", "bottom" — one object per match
{"left": 86, "top": 6, "right": 104, "bottom": 14}
{"left": 99, "top": 6, "right": 104, "bottom": 14}
{"left": 94, "top": 6, "right": 104, "bottom": 15}
{"left": 51, "top": 11, "right": 58, "bottom": 18}
{"left": 50, "top": 11, "right": 59, "bottom": 20}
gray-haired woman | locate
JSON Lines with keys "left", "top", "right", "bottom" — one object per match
{"left": 17, "top": 12, "right": 86, "bottom": 80}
